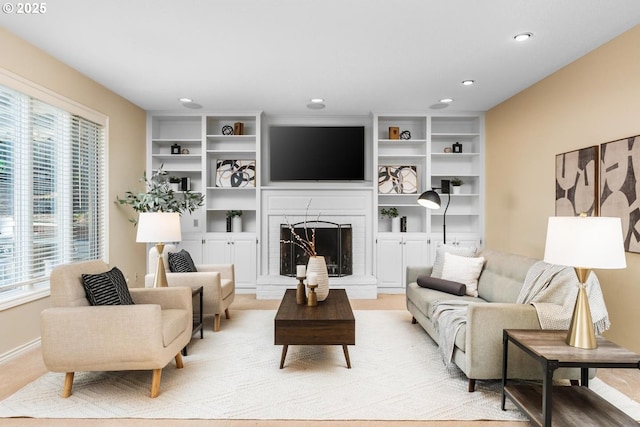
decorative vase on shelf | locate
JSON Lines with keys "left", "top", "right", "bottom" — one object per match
{"left": 232, "top": 216, "right": 242, "bottom": 232}
{"left": 391, "top": 217, "right": 401, "bottom": 233}
{"left": 452, "top": 185, "right": 461, "bottom": 195}
{"left": 307, "top": 256, "right": 329, "bottom": 301}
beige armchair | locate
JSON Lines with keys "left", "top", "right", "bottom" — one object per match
{"left": 40, "top": 260, "right": 192, "bottom": 398}
{"left": 146, "top": 244, "right": 235, "bottom": 331}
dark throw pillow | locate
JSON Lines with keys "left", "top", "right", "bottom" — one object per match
{"left": 416, "top": 275, "right": 467, "bottom": 296}
{"left": 168, "top": 249, "right": 198, "bottom": 273}
{"left": 82, "top": 266, "right": 134, "bottom": 306}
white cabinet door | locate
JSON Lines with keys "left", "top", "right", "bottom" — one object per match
{"left": 403, "top": 237, "right": 429, "bottom": 283}
{"left": 204, "top": 235, "right": 232, "bottom": 264}
{"left": 229, "top": 234, "right": 257, "bottom": 288}
{"left": 174, "top": 233, "right": 204, "bottom": 264}
{"left": 376, "top": 235, "right": 404, "bottom": 288}
{"left": 203, "top": 233, "right": 257, "bottom": 288}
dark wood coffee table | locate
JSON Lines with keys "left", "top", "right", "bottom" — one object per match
{"left": 274, "top": 288, "right": 355, "bottom": 369}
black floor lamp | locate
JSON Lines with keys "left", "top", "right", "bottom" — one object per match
{"left": 417, "top": 179, "right": 451, "bottom": 244}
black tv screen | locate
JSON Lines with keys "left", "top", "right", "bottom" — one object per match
{"left": 269, "top": 126, "right": 365, "bottom": 181}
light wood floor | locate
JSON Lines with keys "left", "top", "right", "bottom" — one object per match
{"left": 1, "top": 293, "right": 639, "bottom": 427}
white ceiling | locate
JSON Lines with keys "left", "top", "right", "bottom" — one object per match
{"left": 2, "top": 0, "right": 640, "bottom": 115}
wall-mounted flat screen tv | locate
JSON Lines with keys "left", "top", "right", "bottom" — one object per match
{"left": 269, "top": 126, "right": 365, "bottom": 181}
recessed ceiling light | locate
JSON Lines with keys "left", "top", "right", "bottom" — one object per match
{"left": 439, "top": 98, "right": 454, "bottom": 103}
{"left": 179, "top": 98, "right": 193, "bottom": 103}
{"left": 310, "top": 98, "right": 324, "bottom": 103}
{"left": 513, "top": 32, "right": 533, "bottom": 42}
{"left": 462, "top": 80, "right": 475, "bottom": 86}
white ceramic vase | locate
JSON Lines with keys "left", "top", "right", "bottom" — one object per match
{"left": 307, "top": 255, "right": 329, "bottom": 301}
{"left": 232, "top": 216, "right": 242, "bottom": 232}
{"left": 452, "top": 185, "right": 461, "bottom": 195}
{"left": 391, "top": 217, "right": 401, "bottom": 233}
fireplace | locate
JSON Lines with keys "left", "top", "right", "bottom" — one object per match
{"left": 280, "top": 221, "right": 352, "bottom": 277}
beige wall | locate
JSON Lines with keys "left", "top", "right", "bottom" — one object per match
{"left": 486, "top": 25, "right": 640, "bottom": 352}
{"left": 0, "top": 29, "right": 147, "bottom": 357}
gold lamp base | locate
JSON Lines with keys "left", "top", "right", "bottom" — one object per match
{"left": 566, "top": 268, "right": 597, "bottom": 349}
{"left": 153, "top": 243, "right": 169, "bottom": 288}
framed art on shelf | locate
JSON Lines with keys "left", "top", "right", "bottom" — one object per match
{"left": 216, "top": 159, "right": 256, "bottom": 188}
{"left": 555, "top": 146, "right": 599, "bottom": 216}
{"left": 378, "top": 165, "right": 418, "bottom": 194}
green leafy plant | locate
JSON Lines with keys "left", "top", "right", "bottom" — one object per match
{"left": 451, "top": 177, "right": 464, "bottom": 186}
{"left": 380, "top": 207, "right": 399, "bottom": 219}
{"left": 116, "top": 165, "right": 204, "bottom": 224}
{"left": 226, "top": 210, "right": 243, "bottom": 218}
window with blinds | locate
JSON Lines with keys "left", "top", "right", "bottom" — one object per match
{"left": 0, "top": 84, "right": 105, "bottom": 296}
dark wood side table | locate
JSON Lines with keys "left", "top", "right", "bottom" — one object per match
{"left": 502, "top": 329, "right": 640, "bottom": 427}
{"left": 182, "top": 286, "right": 203, "bottom": 356}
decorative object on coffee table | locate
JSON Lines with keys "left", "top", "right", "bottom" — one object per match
{"left": 280, "top": 199, "right": 330, "bottom": 301}
{"left": 307, "top": 257, "right": 329, "bottom": 301}
{"left": 307, "top": 284, "right": 318, "bottom": 306}
{"left": 296, "top": 276, "right": 306, "bottom": 305}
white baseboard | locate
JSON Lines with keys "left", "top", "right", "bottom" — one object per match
{"left": 0, "top": 337, "right": 41, "bottom": 365}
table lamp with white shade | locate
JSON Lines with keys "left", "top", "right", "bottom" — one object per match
{"left": 136, "top": 212, "right": 182, "bottom": 288}
{"left": 543, "top": 214, "right": 626, "bottom": 349}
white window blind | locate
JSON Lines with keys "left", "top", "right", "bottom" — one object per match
{"left": 0, "top": 84, "right": 105, "bottom": 294}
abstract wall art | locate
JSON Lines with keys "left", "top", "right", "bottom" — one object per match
{"left": 600, "top": 135, "right": 640, "bottom": 253}
{"left": 216, "top": 159, "right": 256, "bottom": 187}
{"left": 555, "top": 146, "right": 599, "bottom": 216}
{"left": 378, "top": 165, "right": 417, "bottom": 194}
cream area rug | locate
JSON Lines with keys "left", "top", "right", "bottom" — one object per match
{"left": 1, "top": 310, "right": 639, "bottom": 421}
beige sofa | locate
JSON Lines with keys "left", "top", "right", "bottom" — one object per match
{"left": 41, "top": 260, "right": 193, "bottom": 398}
{"left": 406, "top": 248, "right": 588, "bottom": 391}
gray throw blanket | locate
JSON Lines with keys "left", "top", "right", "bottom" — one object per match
{"left": 516, "top": 261, "right": 610, "bottom": 333}
{"left": 431, "top": 300, "right": 472, "bottom": 365}
{"left": 431, "top": 261, "right": 610, "bottom": 365}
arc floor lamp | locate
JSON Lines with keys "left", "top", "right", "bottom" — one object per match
{"left": 418, "top": 179, "right": 451, "bottom": 244}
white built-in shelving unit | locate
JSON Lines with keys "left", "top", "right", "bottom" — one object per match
{"left": 147, "top": 111, "right": 484, "bottom": 295}
{"left": 373, "top": 113, "right": 484, "bottom": 289}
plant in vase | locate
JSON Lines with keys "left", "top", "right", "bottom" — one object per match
{"left": 280, "top": 199, "right": 330, "bottom": 301}
{"left": 226, "top": 210, "right": 243, "bottom": 233}
{"left": 451, "top": 177, "right": 464, "bottom": 195}
{"left": 380, "top": 207, "right": 400, "bottom": 233}
{"left": 116, "top": 165, "right": 204, "bottom": 225}
{"left": 168, "top": 176, "right": 181, "bottom": 191}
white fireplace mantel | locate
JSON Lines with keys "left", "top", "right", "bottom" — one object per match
{"left": 257, "top": 188, "right": 377, "bottom": 299}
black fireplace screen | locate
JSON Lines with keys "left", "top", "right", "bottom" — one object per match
{"left": 280, "top": 221, "right": 352, "bottom": 277}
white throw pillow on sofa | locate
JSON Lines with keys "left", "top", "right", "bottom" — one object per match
{"left": 441, "top": 252, "right": 485, "bottom": 297}
{"left": 431, "top": 244, "right": 477, "bottom": 278}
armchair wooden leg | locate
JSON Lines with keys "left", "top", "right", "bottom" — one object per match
{"left": 150, "top": 369, "right": 162, "bottom": 398}
{"left": 175, "top": 352, "right": 184, "bottom": 369}
{"left": 411, "top": 317, "right": 417, "bottom": 324}
{"left": 468, "top": 379, "right": 476, "bottom": 392}
{"left": 214, "top": 313, "right": 221, "bottom": 332}
{"left": 62, "top": 372, "right": 74, "bottom": 398}
{"left": 224, "top": 308, "right": 230, "bottom": 319}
